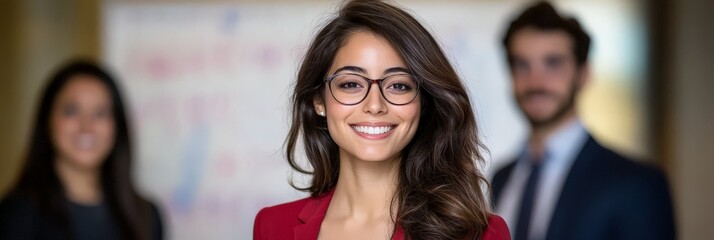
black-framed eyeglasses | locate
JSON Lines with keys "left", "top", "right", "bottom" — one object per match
{"left": 324, "top": 73, "right": 419, "bottom": 106}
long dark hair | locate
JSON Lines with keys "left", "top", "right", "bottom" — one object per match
{"left": 11, "top": 59, "right": 153, "bottom": 240}
{"left": 285, "top": 1, "right": 490, "bottom": 239}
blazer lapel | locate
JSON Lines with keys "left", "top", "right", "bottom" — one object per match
{"left": 491, "top": 160, "right": 517, "bottom": 205}
{"left": 294, "top": 190, "right": 335, "bottom": 240}
{"left": 546, "top": 136, "right": 601, "bottom": 240}
{"left": 291, "top": 189, "right": 407, "bottom": 240}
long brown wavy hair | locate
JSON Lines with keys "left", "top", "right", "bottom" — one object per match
{"left": 9, "top": 60, "right": 156, "bottom": 240}
{"left": 285, "top": 1, "right": 490, "bottom": 239}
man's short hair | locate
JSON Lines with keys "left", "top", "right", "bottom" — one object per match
{"left": 502, "top": 1, "right": 591, "bottom": 67}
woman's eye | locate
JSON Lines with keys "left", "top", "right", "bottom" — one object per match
{"left": 95, "top": 108, "right": 111, "bottom": 119}
{"left": 389, "top": 83, "right": 411, "bottom": 91}
{"left": 340, "top": 81, "right": 363, "bottom": 89}
{"left": 62, "top": 104, "right": 78, "bottom": 116}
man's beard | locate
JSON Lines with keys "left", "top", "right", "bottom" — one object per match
{"left": 517, "top": 82, "right": 579, "bottom": 128}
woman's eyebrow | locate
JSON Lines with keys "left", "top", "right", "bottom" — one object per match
{"left": 384, "top": 67, "right": 410, "bottom": 74}
{"left": 332, "top": 66, "right": 411, "bottom": 77}
{"left": 332, "top": 66, "right": 366, "bottom": 75}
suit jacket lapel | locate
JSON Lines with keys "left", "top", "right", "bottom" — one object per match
{"left": 492, "top": 161, "right": 517, "bottom": 206}
{"left": 294, "top": 190, "right": 335, "bottom": 240}
{"left": 546, "top": 136, "right": 602, "bottom": 240}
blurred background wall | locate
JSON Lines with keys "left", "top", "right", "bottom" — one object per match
{"left": 0, "top": 0, "right": 711, "bottom": 239}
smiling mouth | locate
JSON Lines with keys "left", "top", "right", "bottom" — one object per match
{"left": 75, "top": 133, "right": 97, "bottom": 150}
{"left": 351, "top": 125, "right": 396, "bottom": 135}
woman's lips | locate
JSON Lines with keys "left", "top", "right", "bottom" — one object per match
{"left": 74, "top": 133, "right": 97, "bottom": 150}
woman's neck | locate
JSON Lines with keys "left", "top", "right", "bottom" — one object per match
{"left": 55, "top": 159, "right": 102, "bottom": 205}
{"left": 330, "top": 150, "right": 399, "bottom": 221}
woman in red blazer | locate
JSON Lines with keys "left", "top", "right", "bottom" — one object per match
{"left": 254, "top": 1, "right": 510, "bottom": 239}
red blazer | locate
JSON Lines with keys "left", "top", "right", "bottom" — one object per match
{"left": 254, "top": 190, "right": 511, "bottom": 240}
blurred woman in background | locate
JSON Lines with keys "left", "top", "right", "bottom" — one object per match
{"left": 253, "top": 1, "right": 510, "bottom": 239}
{"left": 0, "top": 60, "right": 163, "bottom": 240}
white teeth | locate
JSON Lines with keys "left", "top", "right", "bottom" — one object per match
{"left": 352, "top": 125, "right": 393, "bottom": 135}
{"left": 75, "top": 134, "right": 97, "bottom": 150}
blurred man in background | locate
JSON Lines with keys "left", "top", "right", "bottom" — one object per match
{"left": 491, "top": 2, "right": 675, "bottom": 240}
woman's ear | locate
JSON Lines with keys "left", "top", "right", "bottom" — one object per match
{"left": 313, "top": 96, "right": 326, "bottom": 117}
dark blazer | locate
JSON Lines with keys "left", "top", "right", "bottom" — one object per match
{"left": 492, "top": 136, "right": 675, "bottom": 240}
{"left": 0, "top": 192, "right": 163, "bottom": 240}
{"left": 254, "top": 189, "right": 511, "bottom": 240}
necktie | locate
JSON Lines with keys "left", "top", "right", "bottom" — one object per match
{"left": 514, "top": 159, "right": 542, "bottom": 240}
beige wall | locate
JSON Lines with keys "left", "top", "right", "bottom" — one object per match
{"left": 666, "top": 0, "right": 714, "bottom": 238}
{"left": 0, "top": 1, "right": 22, "bottom": 196}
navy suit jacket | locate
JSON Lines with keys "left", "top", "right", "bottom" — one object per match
{"left": 492, "top": 136, "right": 675, "bottom": 240}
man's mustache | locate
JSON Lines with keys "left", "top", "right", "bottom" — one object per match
{"left": 519, "top": 90, "right": 556, "bottom": 100}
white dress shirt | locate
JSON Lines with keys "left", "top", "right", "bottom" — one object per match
{"left": 495, "top": 119, "right": 589, "bottom": 240}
